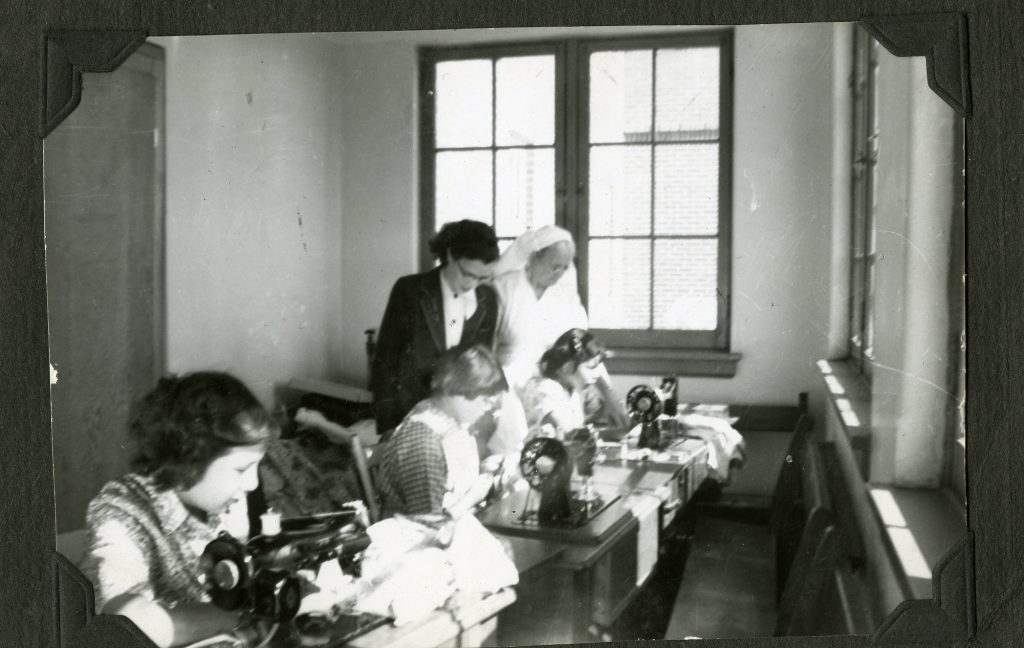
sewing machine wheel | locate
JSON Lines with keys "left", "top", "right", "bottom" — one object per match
{"left": 519, "top": 437, "right": 569, "bottom": 490}
{"left": 626, "top": 385, "right": 664, "bottom": 422}
{"left": 250, "top": 568, "right": 302, "bottom": 622}
{"left": 200, "top": 532, "right": 251, "bottom": 611}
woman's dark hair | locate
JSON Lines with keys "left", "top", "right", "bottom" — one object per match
{"left": 129, "top": 371, "right": 280, "bottom": 490}
{"left": 432, "top": 345, "right": 508, "bottom": 399}
{"left": 538, "top": 328, "right": 605, "bottom": 379}
{"left": 428, "top": 220, "right": 500, "bottom": 265}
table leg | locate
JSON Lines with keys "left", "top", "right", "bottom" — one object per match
{"left": 571, "top": 565, "right": 594, "bottom": 643}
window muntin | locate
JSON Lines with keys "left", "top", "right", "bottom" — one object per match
{"left": 429, "top": 51, "right": 558, "bottom": 249}
{"left": 421, "top": 33, "right": 732, "bottom": 350}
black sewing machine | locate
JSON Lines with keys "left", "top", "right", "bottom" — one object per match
{"left": 517, "top": 431, "right": 614, "bottom": 528}
{"left": 200, "top": 508, "right": 372, "bottom": 623}
{"left": 626, "top": 377, "right": 679, "bottom": 451}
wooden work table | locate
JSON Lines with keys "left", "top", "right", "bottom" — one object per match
{"left": 480, "top": 439, "right": 711, "bottom": 645}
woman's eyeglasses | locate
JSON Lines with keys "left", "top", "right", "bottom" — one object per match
{"left": 455, "top": 259, "right": 492, "bottom": 283}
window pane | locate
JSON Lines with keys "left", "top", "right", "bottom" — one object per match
{"left": 863, "top": 261, "right": 876, "bottom": 360}
{"left": 495, "top": 148, "right": 555, "bottom": 237}
{"left": 589, "top": 145, "right": 651, "bottom": 236}
{"left": 496, "top": 55, "right": 555, "bottom": 146}
{"left": 588, "top": 239, "right": 651, "bottom": 329}
{"left": 849, "top": 258, "right": 865, "bottom": 355}
{"left": 654, "top": 239, "right": 718, "bottom": 330}
{"left": 435, "top": 60, "right": 492, "bottom": 148}
{"left": 589, "top": 50, "right": 653, "bottom": 144}
{"left": 654, "top": 144, "right": 718, "bottom": 235}
{"left": 655, "top": 47, "right": 719, "bottom": 140}
{"left": 435, "top": 151, "right": 492, "bottom": 227}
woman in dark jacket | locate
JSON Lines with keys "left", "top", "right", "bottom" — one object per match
{"left": 371, "top": 220, "right": 500, "bottom": 438}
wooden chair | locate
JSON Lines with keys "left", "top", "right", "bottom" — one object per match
{"left": 294, "top": 408, "right": 381, "bottom": 524}
{"left": 773, "top": 437, "right": 841, "bottom": 635}
{"left": 768, "top": 412, "right": 816, "bottom": 601}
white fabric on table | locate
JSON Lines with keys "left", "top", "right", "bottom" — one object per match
{"left": 678, "top": 413, "right": 745, "bottom": 480}
{"left": 630, "top": 494, "right": 662, "bottom": 586}
{"left": 355, "top": 514, "right": 518, "bottom": 626}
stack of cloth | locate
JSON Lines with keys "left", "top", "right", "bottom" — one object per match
{"left": 676, "top": 413, "right": 746, "bottom": 483}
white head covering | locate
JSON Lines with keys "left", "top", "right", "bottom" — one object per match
{"left": 493, "top": 225, "right": 575, "bottom": 276}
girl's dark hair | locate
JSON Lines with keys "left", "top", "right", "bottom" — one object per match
{"left": 129, "top": 371, "right": 280, "bottom": 490}
{"left": 538, "top": 328, "right": 605, "bottom": 379}
{"left": 428, "top": 220, "right": 500, "bottom": 265}
{"left": 432, "top": 345, "right": 508, "bottom": 399}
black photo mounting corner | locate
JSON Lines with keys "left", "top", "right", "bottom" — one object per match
{"left": 54, "top": 552, "right": 151, "bottom": 647}
{"left": 859, "top": 12, "right": 972, "bottom": 118}
{"left": 871, "top": 533, "right": 976, "bottom": 644}
{"left": 41, "top": 29, "right": 149, "bottom": 138}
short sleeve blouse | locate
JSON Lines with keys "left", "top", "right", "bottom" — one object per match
{"left": 518, "top": 377, "right": 586, "bottom": 439}
{"left": 375, "top": 400, "right": 480, "bottom": 517}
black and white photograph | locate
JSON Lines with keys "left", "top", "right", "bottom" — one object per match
{"left": 38, "top": 20, "right": 969, "bottom": 648}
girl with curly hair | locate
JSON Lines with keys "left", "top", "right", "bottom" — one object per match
{"left": 81, "top": 371, "right": 279, "bottom": 647}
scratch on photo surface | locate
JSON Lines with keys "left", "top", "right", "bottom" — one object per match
{"left": 867, "top": 360, "right": 955, "bottom": 399}
{"left": 876, "top": 228, "right": 937, "bottom": 277}
{"left": 57, "top": 160, "right": 133, "bottom": 199}
{"left": 50, "top": 363, "right": 58, "bottom": 385}
{"left": 735, "top": 289, "right": 762, "bottom": 312}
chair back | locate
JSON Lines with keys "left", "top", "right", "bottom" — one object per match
{"left": 773, "top": 438, "right": 839, "bottom": 635}
{"left": 768, "top": 413, "right": 815, "bottom": 600}
{"left": 294, "top": 407, "right": 382, "bottom": 524}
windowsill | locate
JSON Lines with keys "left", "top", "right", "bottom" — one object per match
{"left": 868, "top": 486, "right": 967, "bottom": 600}
{"left": 605, "top": 348, "right": 741, "bottom": 377}
{"left": 818, "top": 360, "right": 873, "bottom": 470}
{"left": 818, "top": 359, "right": 967, "bottom": 601}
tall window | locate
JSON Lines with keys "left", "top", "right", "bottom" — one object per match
{"left": 846, "top": 27, "right": 965, "bottom": 500}
{"left": 849, "top": 28, "right": 879, "bottom": 376}
{"left": 420, "top": 33, "right": 734, "bottom": 363}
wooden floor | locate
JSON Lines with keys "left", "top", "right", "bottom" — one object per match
{"left": 664, "top": 512, "right": 777, "bottom": 640}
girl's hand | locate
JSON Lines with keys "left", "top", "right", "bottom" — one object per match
{"left": 447, "top": 474, "right": 495, "bottom": 519}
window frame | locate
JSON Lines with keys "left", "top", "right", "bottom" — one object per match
{"left": 419, "top": 30, "right": 736, "bottom": 369}
{"left": 848, "top": 27, "right": 879, "bottom": 377}
{"left": 575, "top": 32, "right": 734, "bottom": 351}
{"left": 945, "top": 114, "right": 966, "bottom": 505}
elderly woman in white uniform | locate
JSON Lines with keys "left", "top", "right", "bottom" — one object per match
{"left": 490, "top": 225, "right": 630, "bottom": 431}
